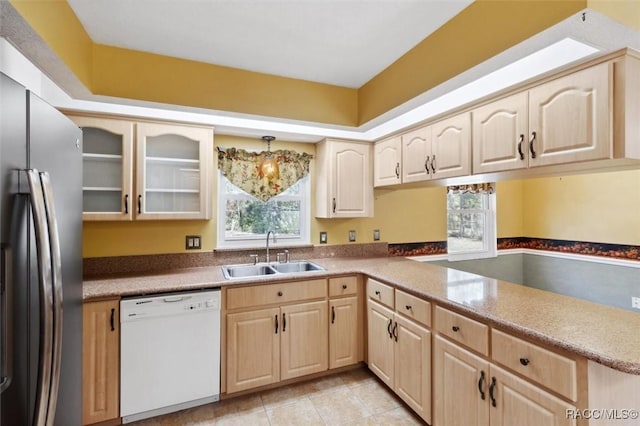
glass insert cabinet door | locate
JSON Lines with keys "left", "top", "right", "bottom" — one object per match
{"left": 135, "top": 122, "right": 213, "bottom": 220}
{"left": 70, "top": 116, "right": 134, "bottom": 221}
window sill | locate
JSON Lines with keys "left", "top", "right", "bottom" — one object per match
{"left": 214, "top": 243, "right": 314, "bottom": 253}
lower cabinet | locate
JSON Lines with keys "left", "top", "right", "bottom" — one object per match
{"left": 366, "top": 279, "right": 432, "bottom": 424}
{"left": 226, "top": 301, "right": 328, "bottom": 393}
{"left": 434, "top": 331, "right": 577, "bottom": 426}
{"left": 82, "top": 299, "right": 120, "bottom": 425}
{"left": 225, "top": 276, "right": 362, "bottom": 395}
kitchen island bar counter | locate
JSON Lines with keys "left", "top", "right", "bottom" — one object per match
{"left": 84, "top": 256, "right": 640, "bottom": 375}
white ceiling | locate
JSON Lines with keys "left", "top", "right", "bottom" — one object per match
{"left": 66, "top": 0, "right": 473, "bottom": 88}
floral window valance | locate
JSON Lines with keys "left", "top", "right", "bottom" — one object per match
{"left": 447, "top": 183, "right": 495, "bottom": 194}
{"left": 217, "top": 148, "right": 313, "bottom": 201}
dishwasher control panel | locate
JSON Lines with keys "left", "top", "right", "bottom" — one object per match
{"left": 121, "top": 289, "right": 221, "bottom": 322}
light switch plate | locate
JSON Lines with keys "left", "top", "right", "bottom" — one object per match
{"left": 186, "top": 235, "right": 201, "bottom": 250}
{"left": 319, "top": 232, "right": 328, "bottom": 244}
{"left": 632, "top": 296, "right": 640, "bottom": 309}
{"left": 373, "top": 229, "right": 380, "bottom": 241}
{"left": 348, "top": 230, "right": 356, "bottom": 242}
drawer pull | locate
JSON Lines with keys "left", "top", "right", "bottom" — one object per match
{"left": 375, "top": 290, "right": 381, "bottom": 296}
{"left": 519, "top": 357, "right": 530, "bottom": 366}
{"left": 387, "top": 318, "right": 393, "bottom": 339}
{"left": 452, "top": 326, "right": 460, "bottom": 332}
{"left": 342, "top": 284, "right": 347, "bottom": 290}
{"left": 277, "top": 291, "right": 283, "bottom": 296}
{"left": 489, "top": 376, "right": 497, "bottom": 407}
{"left": 405, "top": 305, "right": 412, "bottom": 311}
{"left": 478, "top": 371, "right": 486, "bottom": 400}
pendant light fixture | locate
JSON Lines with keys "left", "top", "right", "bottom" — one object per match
{"left": 258, "top": 135, "right": 280, "bottom": 181}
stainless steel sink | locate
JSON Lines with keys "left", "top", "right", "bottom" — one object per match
{"left": 222, "top": 263, "right": 277, "bottom": 279}
{"left": 272, "top": 261, "right": 325, "bottom": 274}
{"left": 222, "top": 260, "right": 325, "bottom": 279}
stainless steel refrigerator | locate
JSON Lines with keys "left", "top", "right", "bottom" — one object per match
{"left": 0, "top": 73, "right": 82, "bottom": 425}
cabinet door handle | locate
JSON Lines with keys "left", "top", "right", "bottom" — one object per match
{"left": 529, "top": 131, "right": 537, "bottom": 159}
{"left": 425, "top": 156, "right": 430, "bottom": 174}
{"left": 431, "top": 155, "right": 436, "bottom": 174}
{"left": 275, "top": 314, "right": 278, "bottom": 334}
{"left": 331, "top": 306, "right": 335, "bottom": 324}
{"left": 489, "top": 376, "right": 497, "bottom": 407}
{"left": 516, "top": 134, "right": 525, "bottom": 160}
{"left": 110, "top": 308, "right": 115, "bottom": 332}
{"left": 478, "top": 371, "right": 486, "bottom": 400}
{"left": 392, "top": 321, "right": 398, "bottom": 342}
{"left": 282, "top": 313, "right": 286, "bottom": 332}
{"left": 137, "top": 194, "right": 142, "bottom": 214}
{"left": 395, "top": 162, "right": 400, "bottom": 179}
{"left": 387, "top": 318, "right": 393, "bottom": 339}
{"left": 332, "top": 197, "right": 336, "bottom": 214}
{"left": 124, "top": 194, "right": 129, "bottom": 214}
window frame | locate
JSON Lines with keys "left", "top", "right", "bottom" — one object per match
{"left": 446, "top": 190, "right": 497, "bottom": 261}
{"left": 216, "top": 171, "right": 311, "bottom": 249}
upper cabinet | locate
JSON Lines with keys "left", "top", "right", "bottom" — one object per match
{"left": 374, "top": 112, "right": 471, "bottom": 187}
{"left": 71, "top": 116, "right": 134, "bottom": 221}
{"left": 473, "top": 63, "right": 611, "bottom": 174}
{"left": 373, "top": 136, "right": 401, "bottom": 187}
{"left": 316, "top": 139, "right": 373, "bottom": 218}
{"left": 69, "top": 115, "right": 213, "bottom": 221}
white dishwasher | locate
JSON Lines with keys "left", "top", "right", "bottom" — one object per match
{"left": 120, "top": 289, "right": 221, "bottom": 423}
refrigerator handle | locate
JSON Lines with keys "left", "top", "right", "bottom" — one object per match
{"left": 26, "top": 169, "right": 55, "bottom": 426}
{"left": 40, "top": 171, "right": 64, "bottom": 426}
{"left": 0, "top": 245, "right": 13, "bottom": 394}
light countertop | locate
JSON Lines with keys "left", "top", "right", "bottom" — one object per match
{"left": 83, "top": 256, "right": 640, "bottom": 375}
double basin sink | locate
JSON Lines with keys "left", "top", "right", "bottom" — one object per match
{"left": 222, "top": 260, "right": 325, "bottom": 280}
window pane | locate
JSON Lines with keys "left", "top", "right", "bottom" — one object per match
{"left": 224, "top": 199, "right": 301, "bottom": 239}
{"left": 448, "top": 212, "right": 486, "bottom": 253}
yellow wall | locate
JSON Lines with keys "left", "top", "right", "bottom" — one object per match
{"left": 522, "top": 170, "right": 640, "bottom": 246}
{"left": 357, "top": 0, "right": 585, "bottom": 124}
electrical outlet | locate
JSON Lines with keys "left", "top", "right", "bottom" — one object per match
{"left": 632, "top": 296, "right": 640, "bottom": 309}
{"left": 186, "top": 235, "right": 201, "bottom": 250}
{"left": 348, "top": 230, "right": 356, "bottom": 242}
{"left": 319, "top": 232, "right": 327, "bottom": 244}
{"left": 373, "top": 229, "right": 380, "bottom": 241}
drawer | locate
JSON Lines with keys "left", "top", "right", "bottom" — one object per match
{"left": 226, "top": 279, "right": 327, "bottom": 310}
{"left": 395, "top": 290, "right": 431, "bottom": 327}
{"left": 367, "top": 279, "right": 394, "bottom": 308}
{"left": 435, "top": 306, "right": 488, "bottom": 356}
{"left": 329, "top": 276, "right": 358, "bottom": 297}
{"left": 492, "top": 329, "right": 577, "bottom": 401}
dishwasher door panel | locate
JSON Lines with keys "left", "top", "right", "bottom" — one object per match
{"left": 120, "top": 291, "right": 221, "bottom": 421}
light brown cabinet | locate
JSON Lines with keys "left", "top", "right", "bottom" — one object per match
{"left": 434, "top": 304, "right": 580, "bottom": 426}
{"left": 366, "top": 279, "right": 432, "bottom": 423}
{"left": 82, "top": 299, "right": 120, "bottom": 425}
{"left": 226, "top": 298, "right": 328, "bottom": 393}
{"left": 328, "top": 276, "right": 362, "bottom": 369}
{"left": 373, "top": 136, "right": 402, "bottom": 186}
{"left": 68, "top": 114, "right": 213, "bottom": 221}
{"left": 373, "top": 112, "right": 471, "bottom": 187}
{"left": 316, "top": 139, "right": 373, "bottom": 217}
{"left": 473, "top": 63, "right": 611, "bottom": 174}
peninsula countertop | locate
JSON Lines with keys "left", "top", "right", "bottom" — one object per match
{"left": 83, "top": 256, "right": 640, "bottom": 375}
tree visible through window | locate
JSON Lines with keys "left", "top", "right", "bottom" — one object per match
{"left": 217, "top": 173, "right": 310, "bottom": 247}
{"left": 447, "top": 188, "right": 496, "bottom": 260}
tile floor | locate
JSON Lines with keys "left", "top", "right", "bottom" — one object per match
{"left": 130, "top": 368, "right": 424, "bottom": 425}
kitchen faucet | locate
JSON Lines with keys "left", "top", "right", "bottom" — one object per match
{"left": 265, "top": 230, "right": 276, "bottom": 263}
